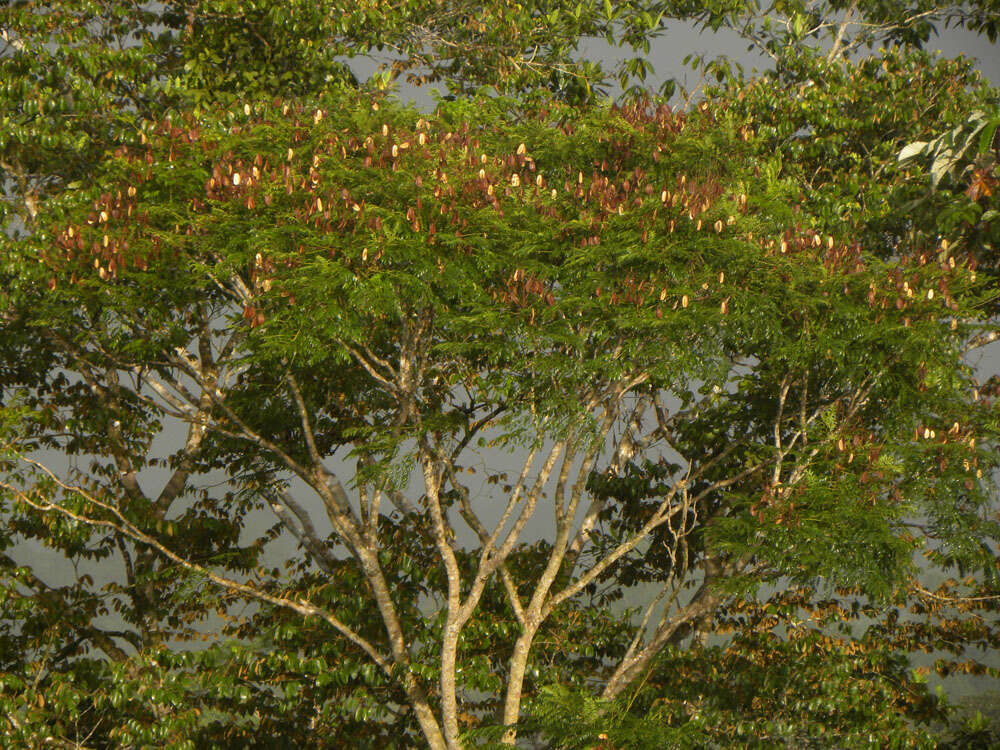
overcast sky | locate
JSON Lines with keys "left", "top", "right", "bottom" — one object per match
{"left": 352, "top": 22, "right": 1000, "bottom": 110}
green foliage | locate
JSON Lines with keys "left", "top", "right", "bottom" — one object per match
{"left": 519, "top": 588, "right": 957, "bottom": 749}
{"left": 2, "top": 1, "right": 1000, "bottom": 748}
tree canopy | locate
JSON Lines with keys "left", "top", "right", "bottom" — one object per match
{"left": 2, "top": 1, "right": 1000, "bottom": 748}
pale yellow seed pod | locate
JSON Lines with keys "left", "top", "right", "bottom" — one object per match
{"left": 516, "top": 143, "right": 526, "bottom": 155}
{"left": 551, "top": 188, "right": 557, "bottom": 199}
{"left": 511, "top": 174, "right": 520, "bottom": 187}
{"left": 681, "top": 294, "right": 689, "bottom": 308}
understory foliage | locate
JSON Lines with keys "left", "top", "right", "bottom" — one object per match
{"left": 521, "top": 581, "right": 1000, "bottom": 749}
{"left": 2, "top": 1, "right": 1000, "bottom": 749}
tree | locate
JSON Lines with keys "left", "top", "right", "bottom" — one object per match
{"left": 519, "top": 25, "right": 1000, "bottom": 750}
{"left": 3, "top": 2, "right": 1000, "bottom": 748}
{"left": 0, "top": 0, "right": 678, "bottom": 233}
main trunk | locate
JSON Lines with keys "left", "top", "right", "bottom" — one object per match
{"left": 500, "top": 622, "right": 539, "bottom": 744}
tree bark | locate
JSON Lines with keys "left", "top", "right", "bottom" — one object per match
{"left": 501, "top": 620, "right": 539, "bottom": 745}
{"left": 600, "top": 556, "right": 731, "bottom": 701}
